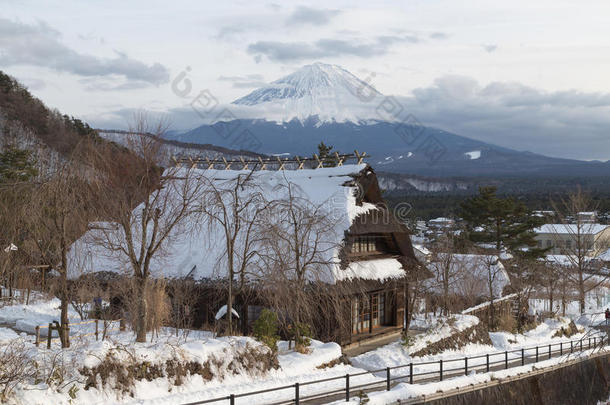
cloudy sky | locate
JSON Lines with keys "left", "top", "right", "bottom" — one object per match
{"left": 2, "top": 0, "right": 610, "bottom": 160}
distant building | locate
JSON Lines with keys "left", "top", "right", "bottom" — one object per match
{"left": 428, "top": 217, "right": 455, "bottom": 230}
{"left": 577, "top": 211, "right": 598, "bottom": 223}
{"left": 533, "top": 210, "right": 556, "bottom": 223}
{"left": 534, "top": 224, "right": 610, "bottom": 256}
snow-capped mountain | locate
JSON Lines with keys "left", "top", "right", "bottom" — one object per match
{"left": 169, "top": 63, "right": 610, "bottom": 178}
{"left": 232, "top": 62, "right": 383, "bottom": 123}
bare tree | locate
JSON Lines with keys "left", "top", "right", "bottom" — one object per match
{"left": 28, "top": 152, "right": 95, "bottom": 347}
{"left": 258, "top": 179, "right": 344, "bottom": 347}
{"left": 428, "top": 234, "right": 468, "bottom": 315}
{"left": 479, "top": 254, "right": 507, "bottom": 329}
{"left": 92, "top": 115, "right": 206, "bottom": 342}
{"left": 199, "top": 171, "right": 270, "bottom": 335}
{"left": 550, "top": 189, "right": 610, "bottom": 314}
{"left": 505, "top": 255, "right": 547, "bottom": 328}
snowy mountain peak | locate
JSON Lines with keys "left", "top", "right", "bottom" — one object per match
{"left": 231, "top": 62, "right": 384, "bottom": 123}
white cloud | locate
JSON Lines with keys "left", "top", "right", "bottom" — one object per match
{"left": 0, "top": 18, "right": 169, "bottom": 85}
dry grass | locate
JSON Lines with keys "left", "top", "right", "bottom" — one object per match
{"left": 497, "top": 313, "right": 518, "bottom": 333}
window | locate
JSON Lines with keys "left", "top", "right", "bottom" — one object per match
{"left": 352, "top": 235, "right": 380, "bottom": 254}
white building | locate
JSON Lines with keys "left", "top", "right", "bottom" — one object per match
{"left": 534, "top": 224, "right": 610, "bottom": 256}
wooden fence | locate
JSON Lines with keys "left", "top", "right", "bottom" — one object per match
{"left": 35, "top": 318, "right": 125, "bottom": 348}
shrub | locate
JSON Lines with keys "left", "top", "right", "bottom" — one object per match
{"left": 252, "top": 309, "right": 280, "bottom": 352}
{"left": 80, "top": 343, "right": 278, "bottom": 396}
{"left": 401, "top": 331, "right": 414, "bottom": 347}
{"left": 0, "top": 340, "right": 36, "bottom": 402}
{"left": 294, "top": 322, "right": 312, "bottom": 353}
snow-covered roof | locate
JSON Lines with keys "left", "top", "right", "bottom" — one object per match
{"left": 335, "top": 258, "right": 407, "bottom": 282}
{"left": 542, "top": 255, "right": 598, "bottom": 267}
{"left": 413, "top": 244, "right": 431, "bottom": 256}
{"left": 68, "top": 165, "right": 406, "bottom": 284}
{"left": 534, "top": 224, "right": 609, "bottom": 235}
{"left": 429, "top": 217, "right": 454, "bottom": 223}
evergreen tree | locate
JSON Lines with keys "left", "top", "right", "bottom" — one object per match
{"left": 315, "top": 142, "right": 340, "bottom": 167}
{"left": 0, "top": 147, "right": 38, "bottom": 182}
{"left": 460, "top": 186, "right": 546, "bottom": 258}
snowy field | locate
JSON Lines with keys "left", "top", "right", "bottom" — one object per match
{"left": 0, "top": 296, "right": 606, "bottom": 405}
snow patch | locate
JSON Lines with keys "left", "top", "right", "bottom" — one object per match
{"left": 465, "top": 150, "right": 481, "bottom": 160}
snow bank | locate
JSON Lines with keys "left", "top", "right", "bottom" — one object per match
{"left": 0, "top": 327, "right": 20, "bottom": 342}
{"left": 351, "top": 315, "right": 480, "bottom": 370}
{"left": 0, "top": 297, "right": 83, "bottom": 335}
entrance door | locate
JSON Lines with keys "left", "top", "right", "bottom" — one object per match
{"left": 352, "top": 292, "right": 386, "bottom": 334}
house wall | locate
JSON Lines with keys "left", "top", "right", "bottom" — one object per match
{"left": 535, "top": 232, "right": 600, "bottom": 255}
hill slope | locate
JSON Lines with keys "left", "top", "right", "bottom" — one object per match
{"left": 173, "top": 118, "right": 610, "bottom": 177}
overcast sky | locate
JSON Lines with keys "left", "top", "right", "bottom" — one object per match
{"left": 2, "top": 0, "right": 610, "bottom": 160}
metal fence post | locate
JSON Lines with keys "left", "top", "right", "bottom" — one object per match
{"left": 230, "top": 394, "right": 235, "bottom": 405}
{"left": 571, "top": 341, "right": 573, "bottom": 353}
{"left": 505, "top": 351, "right": 508, "bottom": 369}
{"left": 535, "top": 346, "right": 538, "bottom": 362}
{"left": 409, "top": 363, "right": 413, "bottom": 384}
{"left": 521, "top": 348, "right": 524, "bottom": 366}
{"left": 581, "top": 340, "right": 583, "bottom": 352}
{"left": 95, "top": 319, "right": 99, "bottom": 341}
{"left": 439, "top": 359, "right": 443, "bottom": 381}
{"left": 295, "top": 382, "right": 299, "bottom": 405}
{"left": 386, "top": 367, "right": 391, "bottom": 391}
{"left": 594, "top": 337, "right": 596, "bottom": 347}
{"left": 486, "top": 354, "right": 489, "bottom": 372}
{"left": 560, "top": 342, "right": 563, "bottom": 355}
{"left": 465, "top": 357, "right": 468, "bottom": 375}
{"left": 589, "top": 338, "right": 591, "bottom": 350}
{"left": 548, "top": 344, "right": 551, "bottom": 360}
{"left": 345, "top": 374, "right": 350, "bottom": 401}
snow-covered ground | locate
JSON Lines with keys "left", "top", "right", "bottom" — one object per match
{"left": 0, "top": 296, "right": 606, "bottom": 405}
{"left": 351, "top": 315, "right": 600, "bottom": 381}
{"left": 529, "top": 296, "right": 610, "bottom": 317}
{"left": 0, "top": 296, "right": 372, "bottom": 405}
{"left": 333, "top": 349, "right": 607, "bottom": 405}
{"left": 0, "top": 296, "right": 100, "bottom": 337}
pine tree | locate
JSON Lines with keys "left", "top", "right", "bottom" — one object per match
{"left": 0, "top": 147, "right": 38, "bottom": 182}
{"left": 460, "top": 186, "right": 546, "bottom": 257}
{"left": 315, "top": 142, "right": 340, "bottom": 167}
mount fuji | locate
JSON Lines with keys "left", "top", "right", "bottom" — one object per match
{"left": 231, "top": 62, "right": 383, "bottom": 124}
{"left": 170, "top": 63, "right": 610, "bottom": 178}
